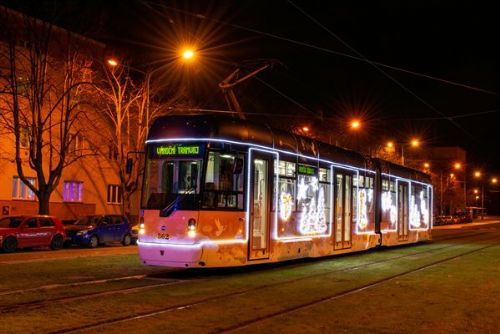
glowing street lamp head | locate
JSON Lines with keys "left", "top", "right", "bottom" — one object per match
{"left": 181, "top": 48, "right": 195, "bottom": 61}
{"left": 492, "top": 177, "right": 498, "bottom": 184}
{"left": 302, "top": 126, "right": 310, "bottom": 133}
{"left": 107, "top": 58, "right": 118, "bottom": 67}
{"left": 410, "top": 138, "right": 420, "bottom": 148}
{"left": 386, "top": 141, "right": 394, "bottom": 149}
{"left": 473, "top": 189, "right": 479, "bottom": 194}
{"left": 474, "top": 171, "right": 482, "bottom": 178}
{"left": 423, "top": 162, "right": 430, "bottom": 169}
{"left": 454, "top": 162, "right": 462, "bottom": 170}
{"left": 350, "top": 119, "right": 361, "bottom": 130}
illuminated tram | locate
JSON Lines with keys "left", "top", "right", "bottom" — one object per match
{"left": 138, "top": 116, "right": 432, "bottom": 268}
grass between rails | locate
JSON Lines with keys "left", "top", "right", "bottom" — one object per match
{"left": 236, "top": 243, "right": 500, "bottom": 334}
{"left": 80, "top": 240, "right": 499, "bottom": 334}
{"left": 1, "top": 233, "right": 497, "bottom": 334}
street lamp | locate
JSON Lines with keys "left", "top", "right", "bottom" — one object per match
{"left": 350, "top": 119, "right": 361, "bottom": 130}
{"left": 107, "top": 58, "right": 118, "bottom": 67}
{"left": 331, "top": 118, "right": 361, "bottom": 146}
{"left": 400, "top": 138, "right": 420, "bottom": 165}
{"left": 106, "top": 49, "right": 197, "bottom": 136}
{"left": 181, "top": 48, "right": 195, "bottom": 60}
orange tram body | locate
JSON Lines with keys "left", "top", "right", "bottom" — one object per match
{"left": 138, "top": 116, "right": 432, "bottom": 268}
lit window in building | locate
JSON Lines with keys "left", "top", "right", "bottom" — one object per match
{"left": 107, "top": 184, "right": 122, "bottom": 204}
{"left": 63, "top": 181, "right": 83, "bottom": 202}
{"left": 12, "top": 176, "right": 36, "bottom": 200}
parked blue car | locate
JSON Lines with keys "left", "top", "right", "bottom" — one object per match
{"left": 64, "top": 215, "right": 132, "bottom": 248}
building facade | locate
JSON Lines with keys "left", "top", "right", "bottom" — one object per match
{"left": 0, "top": 6, "right": 140, "bottom": 221}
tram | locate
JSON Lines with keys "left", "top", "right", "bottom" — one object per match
{"left": 137, "top": 115, "right": 432, "bottom": 268}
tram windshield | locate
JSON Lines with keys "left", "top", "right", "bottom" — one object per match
{"left": 142, "top": 143, "right": 203, "bottom": 211}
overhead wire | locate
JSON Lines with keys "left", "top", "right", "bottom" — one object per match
{"left": 142, "top": 1, "right": 500, "bottom": 98}
{"left": 286, "top": 0, "right": 479, "bottom": 143}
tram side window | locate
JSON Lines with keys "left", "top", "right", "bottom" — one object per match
{"left": 274, "top": 160, "right": 296, "bottom": 215}
{"left": 296, "top": 165, "right": 329, "bottom": 235}
{"left": 410, "top": 183, "right": 430, "bottom": 228}
{"left": 353, "top": 174, "right": 375, "bottom": 231}
{"left": 381, "top": 179, "right": 397, "bottom": 226}
{"left": 203, "top": 151, "right": 244, "bottom": 209}
{"left": 318, "top": 167, "right": 331, "bottom": 230}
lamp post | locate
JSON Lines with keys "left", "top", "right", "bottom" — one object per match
{"left": 474, "top": 171, "right": 484, "bottom": 219}
{"left": 400, "top": 138, "right": 420, "bottom": 165}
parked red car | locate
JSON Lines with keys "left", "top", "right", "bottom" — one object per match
{"left": 0, "top": 215, "right": 66, "bottom": 253}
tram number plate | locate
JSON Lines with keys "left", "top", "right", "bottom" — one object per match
{"left": 157, "top": 233, "right": 170, "bottom": 240}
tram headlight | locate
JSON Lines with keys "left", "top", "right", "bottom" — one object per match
{"left": 139, "top": 217, "right": 145, "bottom": 235}
{"left": 187, "top": 218, "right": 197, "bottom": 237}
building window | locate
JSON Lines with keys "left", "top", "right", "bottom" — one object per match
{"left": 63, "top": 181, "right": 83, "bottom": 202}
{"left": 12, "top": 176, "right": 36, "bottom": 200}
{"left": 107, "top": 184, "right": 122, "bottom": 204}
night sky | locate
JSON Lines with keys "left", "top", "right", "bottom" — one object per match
{"left": 3, "top": 0, "right": 500, "bottom": 170}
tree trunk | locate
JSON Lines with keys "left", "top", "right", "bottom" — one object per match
{"left": 37, "top": 190, "right": 51, "bottom": 215}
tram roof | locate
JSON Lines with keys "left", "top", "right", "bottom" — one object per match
{"left": 373, "top": 158, "right": 431, "bottom": 183}
{"left": 148, "top": 115, "right": 431, "bottom": 182}
{"left": 148, "top": 115, "right": 368, "bottom": 168}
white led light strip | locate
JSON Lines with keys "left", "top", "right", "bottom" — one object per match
{"left": 143, "top": 138, "right": 432, "bottom": 245}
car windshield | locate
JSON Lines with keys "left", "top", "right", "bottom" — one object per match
{"left": 74, "top": 216, "right": 100, "bottom": 226}
{"left": 0, "top": 217, "right": 23, "bottom": 228}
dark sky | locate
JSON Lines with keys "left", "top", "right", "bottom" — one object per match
{"left": 4, "top": 0, "right": 500, "bottom": 170}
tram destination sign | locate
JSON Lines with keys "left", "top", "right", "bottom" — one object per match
{"left": 297, "top": 164, "right": 317, "bottom": 175}
{"left": 149, "top": 143, "right": 205, "bottom": 159}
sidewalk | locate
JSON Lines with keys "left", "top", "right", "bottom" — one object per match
{"left": 433, "top": 216, "right": 500, "bottom": 230}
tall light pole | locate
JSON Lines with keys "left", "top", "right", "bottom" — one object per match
{"left": 474, "top": 170, "right": 484, "bottom": 219}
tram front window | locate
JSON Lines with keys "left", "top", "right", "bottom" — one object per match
{"left": 142, "top": 158, "right": 202, "bottom": 211}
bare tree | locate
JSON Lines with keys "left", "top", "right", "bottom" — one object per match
{"left": 94, "top": 62, "right": 170, "bottom": 216}
{"left": 0, "top": 7, "right": 96, "bottom": 214}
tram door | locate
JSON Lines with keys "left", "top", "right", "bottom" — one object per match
{"left": 248, "top": 154, "right": 272, "bottom": 260}
{"left": 334, "top": 172, "right": 353, "bottom": 250}
{"left": 398, "top": 182, "right": 409, "bottom": 240}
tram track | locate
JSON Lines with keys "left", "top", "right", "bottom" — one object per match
{"left": 46, "top": 231, "right": 499, "bottom": 334}
{"left": 0, "top": 279, "right": 190, "bottom": 314}
{"left": 0, "top": 230, "right": 487, "bottom": 314}
{"left": 219, "top": 237, "right": 500, "bottom": 334}
{"left": 0, "top": 229, "right": 482, "bottom": 298}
